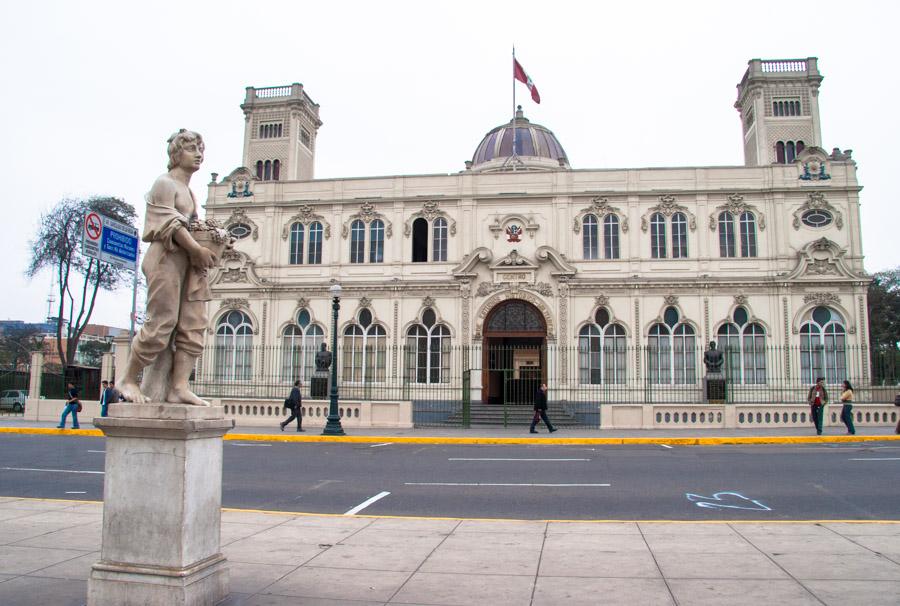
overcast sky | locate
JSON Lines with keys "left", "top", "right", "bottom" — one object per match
{"left": 2, "top": 0, "right": 897, "bottom": 329}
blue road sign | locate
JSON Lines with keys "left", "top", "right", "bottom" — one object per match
{"left": 81, "top": 212, "right": 139, "bottom": 271}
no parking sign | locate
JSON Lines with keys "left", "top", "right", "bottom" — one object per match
{"left": 81, "top": 212, "right": 139, "bottom": 271}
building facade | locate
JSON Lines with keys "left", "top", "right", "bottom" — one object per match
{"left": 200, "top": 58, "right": 869, "bottom": 407}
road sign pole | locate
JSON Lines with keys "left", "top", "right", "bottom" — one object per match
{"left": 130, "top": 246, "right": 140, "bottom": 338}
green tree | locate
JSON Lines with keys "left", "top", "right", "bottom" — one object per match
{"left": 867, "top": 266, "right": 900, "bottom": 383}
{"left": 78, "top": 339, "right": 112, "bottom": 367}
{"left": 0, "top": 326, "right": 44, "bottom": 369}
{"left": 26, "top": 197, "right": 138, "bottom": 370}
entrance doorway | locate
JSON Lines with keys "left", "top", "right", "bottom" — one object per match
{"left": 481, "top": 299, "right": 547, "bottom": 405}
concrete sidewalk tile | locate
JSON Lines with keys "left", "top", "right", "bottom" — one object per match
{"left": 744, "top": 533, "right": 872, "bottom": 556}
{"left": 538, "top": 548, "right": 661, "bottom": 578}
{"left": 0, "top": 499, "right": 79, "bottom": 511}
{"left": 0, "top": 574, "right": 14, "bottom": 582}
{"left": 223, "top": 536, "right": 326, "bottom": 566}
{"left": 308, "top": 543, "right": 436, "bottom": 572}
{"left": 0, "top": 575, "right": 87, "bottom": 606}
{"left": 638, "top": 523, "right": 740, "bottom": 536}
{"left": 13, "top": 521, "right": 102, "bottom": 551}
{"left": 732, "top": 523, "right": 835, "bottom": 536}
{"left": 420, "top": 533, "right": 543, "bottom": 575}
{"left": 825, "top": 523, "right": 900, "bottom": 536}
{"left": 771, "top": 552, "right": 900, "bottom": 581}
{"left": 843, "top": 534, "right": 900, "bottom": 558}
{"left": 0, "top": 508, "right": 42, "bottom": 522}
{"left": 365, "top": 517, "right": 459, "bottom": 533}
{"left": 282, "top": 515, "right": 373, "bottom": 532}
{"left": 547, "top": 521, "right": 641, "bottom": 535}
{"left": 221, "top": 521, "right": 282, "bottom": 546}
{"left": 653, "top": 551, "right": 789, "bottom": 579}
{"left": 392, "top": 571, "right": 534, "bottom": 606}
{"left": 453, "top": 519, "right": 546, "bottom": 534}
{"left": 804, "top": 579, "right": 900, "bottom": 605}
{"left": 221, "top": 510, "right": 297, "bottom": 525}
{"left": 250, "top": 522, "right": 363, "bottom": 546}
{"left": 437, "top": 531, "right": 546, "bottom": 550}
{"left": 667, "top": 579, "right": 821, "bottom": 605}
{"left": 263, "top": 566, "right": 410, "bottom": 601}
{"left": 339, "top": 528, "right": 450, "bottom": 549}
{"left": 29, "top": 551, "right": 99, "bottom": 580}
{"left": 241, "top": 596, "right": 383, "bottom": 606}
{"left": 226, "top": 561, "right": 296, "bottom": 594}
{"left": 0, "top": 518, "right": 74, "bottom": 544}
{"left": 641, "top": 532, "right": 757, "bottom": 554}
{"left": 533, "top": 576, "right": 674, "bottom": 606}
{"left": 544, "top": 532, "right": 651, "bottom": 552}
{"left": 65, "top": 502, "right": 102, "bottom": 514}
{"left": 0, "top": 545, "right": 89, "bottom": 575}
{"left": 22, "top": 510, "right": 102, "bottom": 525}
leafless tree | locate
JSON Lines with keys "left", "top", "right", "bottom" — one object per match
{"left": 26, "top": 197, "right": 138, "bottom": 370}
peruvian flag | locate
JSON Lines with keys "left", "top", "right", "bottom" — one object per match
{"left": 513, "top": 58, "right": 541, "bottom": 104}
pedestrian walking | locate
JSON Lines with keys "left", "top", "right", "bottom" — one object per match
{"left": 530, "top": 382, "right": 557, "bottom": 434}
{"left": 806, "top": 376, "right": 828, "bottom": 435}
{"left": 57, "top": 382, "right": 81, "bottom": 429}
{"left": 107, "top": 380, "right": 123, "bottom": 406}
{"left": 839, "top": 380, "right": 856, "bottom": 435}
{"left": 99, "top": 380, "right": 110, "bottom": 417}
{"left": 280, "top": 380, "right": 304, "bottom": 432}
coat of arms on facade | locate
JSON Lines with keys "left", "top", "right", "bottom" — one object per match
{"left": 797, "top": 147, "right": 831, "bottom": 181}
{"left": 224, "top": 167, "right": 254, "bottom": 198}
{"left": 506, "top": 224, "right": 522, "bottom": 242}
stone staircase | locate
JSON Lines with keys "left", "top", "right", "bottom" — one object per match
{"left": 444, "top": 404, "right": 581, "bottom": 426}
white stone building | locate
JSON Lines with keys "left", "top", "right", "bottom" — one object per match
{"left": 201, "top": 58, "right": 870, "bottom": 409}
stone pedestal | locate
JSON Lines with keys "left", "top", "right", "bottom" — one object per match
{"left": 88, "top": 403, "right": 234, "bottom": 606}
{"left": 704, "top": 374, "right": 726, "bottom": 403}
{"left": 310, "top": 373, "right": 329, "bottom": 399}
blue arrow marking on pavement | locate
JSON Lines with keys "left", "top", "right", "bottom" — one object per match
{"left": 685, "top": 491, "right": 772, "bottom": 511}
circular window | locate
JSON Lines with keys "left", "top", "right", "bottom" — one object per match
{"left": 228, "top": 223, "right": 252, "bottom": 239}
{"left": 812, "top": 306, "right": 831, "bottom": 325}
{"left": 801, "top": 209, "right": 832, "bottom": 228}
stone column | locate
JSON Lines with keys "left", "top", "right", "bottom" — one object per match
{"left": 88, "top": 404, "right": 234, "bottom": 606}
{"left": 100, "top": 352, "right": 114, "bottom": 384}
{"left": 28, "top": 351, "right": 43, "bottom": 400}
{"left": 112, "top": 335, "right": 132, "bottom": 385}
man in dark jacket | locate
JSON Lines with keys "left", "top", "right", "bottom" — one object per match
{"left": 530, "top": 382, "right": 557, "bottom": 434}
{"left": 807, "top": 376, "right": 828, "bottom": 435}
{"left": 280, "top": 380, "right": 304, "bottom": 432}
{"left": 57, "top": 383, "right": 81, "bottom": 429}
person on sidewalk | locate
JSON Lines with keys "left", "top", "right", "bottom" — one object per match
{"left": 57, "top": 383, "right": 81, "bottom": 429}
{"left": 107, "top": 380, "right": 122, "bottom": 405}
{"left": 839, "top": 380, "right": 856, "bottom": 435}
{"left": 807, "top": 376, "right": 828, "bottom": 435}
{"left": 99, "top": 380, "right": 110, "bottom": 417}
{"left": 280, "top": 380, "right": 304, "bottom": 432}
{"left": 530, "top": 382, "right": 557, "bottom": 434}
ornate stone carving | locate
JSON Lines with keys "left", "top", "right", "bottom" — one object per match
{"left": 663, "top": 294, "right": 679, "bottom": 306}
{"left": 460, "top": 282, "right": 471, "bottom": 344}
{"left": 358, "top": 296, "right": 372, "bottom": 308}
{"left": 595, "top": 295, "right": 609, "bottom": 307}
{"left": 488, "top": 214, "right": 539, "bottom": 240}
{"left": 708, "top": 194, "right": 766, "bottom": 232}
{"left": 281, "top": 204, "right": 332, "bottom": 240}
{"left": 210, "top": 249, "right": 269, "bottom": 286}
{"left": 403, "top": 200, "right": 457, "bottom": 237}
{"left": 787, "top": 237, "right": 861, "bottom": 280}
{"left": 474, "top": 290, "right": 555, "bottom": 339}
{"left": 573, "top": 196, "right": 629, "bottom": 233}
{"left": 641, "top": 195, "right": 697, "bottom": 232}
{"left": 797, "top": 146, "right": 832, "bottom": 181}
{"left": 476, "top": 282, "right": 503, "bottom": 297}
{"left": 297, "top": 297, "right": 309, "bottom": 310}
{"left": 341, "top": 201, "right": 393, "bottom": 239}
{"left": 498, "top": 250, "right": 528, "bottom": 266}
{"left": 422, "top": 295, "right": 435, "bottom": 308}
{"left": 223, "top": 208, "right": 259, "bottom": 241}
{"left": 528, "top": 282, "right": 553, "bottom": 297}
{"left": 807, "top": 259, "right": 838, "bottom": 275}
{"left": 733, "top": 294, "right": 748, "bottom": 306}
{"left": 803, "top": 293, "right": 840, "bottom": 306}
{"left": 219, "top": 298, "right": 249, "bottom": 310}
{"left": 792, "top": 192, "right": 843, "bottom": 230}
{"left": 223, "top": 166, "right": 254, "bottom": 198}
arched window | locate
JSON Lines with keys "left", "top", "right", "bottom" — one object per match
{"left": 739, "top": 212, "right": 757, "bottom": 258}
{"left": 343, "top": 308, "right": 387, "bottom": 383}
{"left": 717, "top": 307, "right": 766, "bottom": 384}
{"left": 369, "top": 220, "right": 385, "bottom": 263}
{"left": 349, "top": 220, "right": 365, "bottom": 263}
{"left": 281, "top": 309, "right": 325, "bottom": 381}
{"left": 786, "top": 141, "right": 796, "bottom": 163}
{"left": 648, "top": 307, "right": 696, "bottom": 384}
{"left": 718, "top": 211, "right": 736, "bottom": 258}
{"left": 272, "top": 159, "right": 280, "bottom": 181}
{"left": 433, "top": 218, "right": 448, "bottom": 262}
{"left": 775, "top": 141, "right": 786, "bottom": 164}
{"left": 800, "top": 307, "right": 847, "bottom": 384}
{"left": 671, "top": 212, "right": 688, "bottom": 258}
{"left": 583, "top": 214, "right": 599, "bottom": 260}
{"left": 405, "top": 308, "right": 451, "bottom": 383}
{"left": 578, "top": 307, "right": 626, "bottom": 384}
{"left": 603, "top": 215, "right": 620, "bottom": 259}
{"left": 214, "top": 310, "right": 253, "bottom": 381}
{"left": 289, "top": 223, "right": 304, "bottom": 265}
{"left": 255, "top": 160, "right": 263, "bottom": 180}
{"left": 650, "top": 213, "right": 667, "bottom": 259}
{"left": 264, "top": 160, "right": 272, "bottom": 180}
{"left": 412, "top": 217, "right": 428, "bottom": 263}
{"left": 307, "top": 222, "right": 323, "bottom": 264}
{"left": 796, "top": 141, "right": 805, "bottom": 155}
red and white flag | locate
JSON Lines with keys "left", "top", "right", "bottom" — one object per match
{"left": 513, "top": 58, "right": 541, "bottom": 104}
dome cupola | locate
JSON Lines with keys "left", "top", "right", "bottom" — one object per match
{"left": 468, "top": 106, "right": 569, "bottom": 172}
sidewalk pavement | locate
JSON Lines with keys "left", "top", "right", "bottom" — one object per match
{"left": 0, "top": 497, "right": 899, "bottom": 605}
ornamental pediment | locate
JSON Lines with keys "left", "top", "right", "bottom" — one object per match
{"left": 573, "top": 196, "right": 629, "bottom": 233}
{"left": 640, "top": 194, "right": 697, "bottom": 232}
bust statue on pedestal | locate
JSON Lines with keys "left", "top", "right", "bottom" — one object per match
{"left": 310, "top": 343, "right": 332, "bottom": 399}
{"left": 704, "top": 341, "right": 724, "bottom": 376}
{"left": 703, "top": 340, "right": 726, "bottom": 402}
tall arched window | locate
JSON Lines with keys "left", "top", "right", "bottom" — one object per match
{"left": 648, "top": 306, "right": 696, "bottom": 384}
{"left": 650, "top": 213, "right": 667, "bottom": 259}
{"left": 289, "top": 223, "right": 304, "bottom": 265}
{"left": 578, "top": 307, "right": 626, "bottom": 384}
{"left": 603, "top": 215, "right": 620, "bottom": 259}
{"left": 272, "top": 159, "right": 280, "bottom": 181}
{"left": 264, "top": 160, "right": 272, "bottom": 181}
{"left": 718, "top": 211, "right": 736, "bottom": 258}
{"left": 369, "top": 220, "right": 385, "bottom": 263}
{"left": 671, "top": 212, "right": 688, "bottom": 258}
{"left": 412, "top": 217, "right": 428, "bottom": 263}
{"left": 342, "top": 308, "right": 386, "bottom": 383}
{"left": 307, "top": 222, "right": 323, "bottom": 264}
{"left": 214, "top": 310, "right": 253, "bottom": 381}
{"left": 786, "top": 141, "right": 796, "bottom": 163}
{"left": 255, "top": 160, "right": 263, "bottom": 180}
{"left": 281, "top": 309, "right": 326, "bottom": 381}
{"left": 349, "top": 220, "right": 365, "bottom": 263}
{"left": 405, "top": 308, "right": 451, "bottom": 383}
{"left": 583, "top": 214, "right": 599, "bottom": 260}
{"left": 800, "top": 306, "right": 847, "bottom": 384}
{"left": 433, "top": 218, "right": 448, "bottom": 262}
{"left": 739, "top": 212, "right": 757, "bottom": 258}
{"left": 775, "top": 141, "right": 786, "bottom": 164}
{"left": 717, "top": 306, "right": 766, "bottom": 384}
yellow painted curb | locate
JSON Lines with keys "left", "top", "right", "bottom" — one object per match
{"left": 0, "top": 427, "right": 103, "bottom": 437}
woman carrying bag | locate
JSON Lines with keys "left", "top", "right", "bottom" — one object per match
{"left": 839, "top": 379, "right": 856, "bottom": 435}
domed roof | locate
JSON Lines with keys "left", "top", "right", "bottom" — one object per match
{"left": 469, "top": 107, "right": 569, "bottom": 172}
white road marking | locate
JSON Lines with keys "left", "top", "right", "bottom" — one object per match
{"left": 87, "top": 450, "right": 105, "bottom": 453}
{"left": 405, "top": 482, "right": 610, "bottom": 487}
{"left": 848, "top": 457, "right": 900, "bottom": 461}
{"left": 344, "top": 491, "right": 391, "bottom": 515}
{"left": 229, "top": 442, "right": 272, "bottom": 447}
{"left": 370, "top": 443, "right": 393, "bottom": 448}
{"left": 1, "top": 467, "right": 104, "bottom": 475}
{"left": 448, "top": 458, "right": 590, "bottom": 462}
{"left": 65, "top": 491, "right": 87, "bottom": 494}
{"left": 659, "top": 444, "right": 673, "bottom": 449}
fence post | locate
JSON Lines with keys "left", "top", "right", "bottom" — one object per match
{"left": 28, "top": 352, "right": 43, "bottom": 400}
{"left": 462, "top": 369, "right": 471, "bottom": 428}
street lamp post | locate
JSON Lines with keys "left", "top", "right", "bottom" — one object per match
{"left": 323, "top": 283, "right": 345, "bottom": 436}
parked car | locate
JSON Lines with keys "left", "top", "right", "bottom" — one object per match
{"left": 0, "top": 389, "right": 27, "bottom": 412}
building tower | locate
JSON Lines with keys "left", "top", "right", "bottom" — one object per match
{"left": 735, "top": 58, "right": 823, "bottom": 166}
{"left": 240, "top": 83, "right": 322, "bottom": 181}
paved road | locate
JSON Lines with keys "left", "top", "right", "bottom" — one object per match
{"left": 1, "top": 434, "right": 898, "bottom": 520}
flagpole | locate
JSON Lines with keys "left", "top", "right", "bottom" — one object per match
{"left": 512, "top": 46, "right": 518, "bottom": 168}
